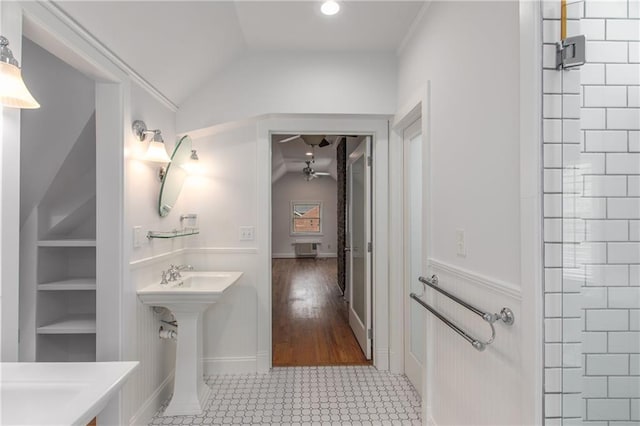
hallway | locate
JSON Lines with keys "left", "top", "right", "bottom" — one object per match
{"left": 272, "top": 258, "right": 369, "bottom": 366}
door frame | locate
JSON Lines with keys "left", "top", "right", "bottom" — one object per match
{"left": 258, "top": 115, "right": 390, "bottom": 372}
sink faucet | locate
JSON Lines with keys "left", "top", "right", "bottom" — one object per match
{"left": 166, "top": 264, "right": 193, "bottom": 282}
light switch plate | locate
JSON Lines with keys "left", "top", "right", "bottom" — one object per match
{"left": 133, "top": 226, "right": 143, "bottom": 248}
{"left": 456, "top": 228, "right": 466, "bottom": 257}
{"left": 239, "top": 226, "right": 255, "bottom": 241}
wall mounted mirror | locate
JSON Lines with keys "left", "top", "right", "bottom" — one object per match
{"left": 158, "top": 135, "right": 192, "bottom": 217}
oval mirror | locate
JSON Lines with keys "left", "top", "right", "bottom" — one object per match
{"left": 158, "top": 135, "right": 192, "bottom": 217}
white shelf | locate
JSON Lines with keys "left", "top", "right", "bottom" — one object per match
{"left": 37, "top": 314, "right": 96, "bottom": 334}
{"left": 38, "top": 278, "right": 96, "bottom": 291}
{"left": 38, "top": 239, "right": 96, "bottom": 247}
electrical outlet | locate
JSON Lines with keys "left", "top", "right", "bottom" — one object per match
{"left": 133, "top": 226, "right": 143, "bottom": 248}
{"left": 239, "top": 226, "right": 255, "bottom": 241}
{"left": 456, "top": 228, "right": 466, "bottom": 257}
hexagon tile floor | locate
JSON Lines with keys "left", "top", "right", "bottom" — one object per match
{"left": 150, "top": 365, "right": 422, "bottom": 425}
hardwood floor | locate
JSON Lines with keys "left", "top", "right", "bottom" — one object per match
{"left": 272, "top": 258, "right": 370, "bottom": 366}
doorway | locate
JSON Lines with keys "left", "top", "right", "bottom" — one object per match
{"left": 270, "top": 134, "right": 372, "bottom": 366}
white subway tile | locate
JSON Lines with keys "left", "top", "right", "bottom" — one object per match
{"left": 632, "top": 0, "right": 640, "bottom": 18}
{"left": 632, "top": 309, "right": 640, "bottom": 330}
{"left": 545, "top": 268, "right": 563, "bottom": 292}
{"left": 564, "top": 218, "right": 586, "bottom": 243}
{"left": 583, "top": 376, "right": 608, "bottom": 398}
{"left": 584, "top": 86, "right": 628, "bottom": 107}
{"left": 586, "top": 309, "right": 629, "bottom": 331}
{"left": 630, "top": 219, "right": 640, "bottom": 239}
{"left": 631, "top": 42, "right": 640, "bottom": 63}
{"left": 544, "top": 119, "right": 562, "bottom": 143}
{"left": 563, "top": 119, "right": 581, "bottom": 143}
{"left": 577, "top": 242, "right": 608, "bottom": 263}
{"left": 610, "top": 377, "right": 640, "bottom": 398}
{"left": 584, "top": 286, "right": 609, "bottom": 308}
{"left": 586, "top": 219, "right": 629, "bottom": 241}
{"left": 544, "top": 144, "right": 562, "bottom": 168}
{"left": 608, "top": 108, "right": 640, "bottom": 130}
{"left": 632, "top": 354, "right": 640, "bottom": 374}
{"left": 544, "top": 169, "right": 563, "bottom": 193}
{"left": 562, "top": 393, "right": 582, "bottom": 418}
{"left": 587, "top": 41, "right": 628, "bottom": 62}
{"left": 582, "top": 109, "right": 608, "bottom": 131}
{"left": 565, "top": 319, "right": 583, "bottom": 344}
{"left": 587, "top": 398, "right": 630, "bottom": 421}
{"left": 566, "top": 268, "right": 586, "bottom": 291}
{"left": 544, "top": 94, "right": 563, "bottom": 118}
{"left": 610, "top": 286, "right": 640, "bottom": 307}
{"left": 631, "top": 131, "right": 640, "bottom": 152}
{"left": 545, "top": 194, "right": 562, "bottom": 217}
{"left": 545, "top": 343, "right": 563, "bottom": 367}
{"left": 543, "top": 69, "right": 562, "bottom": 94}
{"left": 566, "top": 1, "right": 583, "bottom": 19}
{"left": 633, "top": 399, "right": 640, "bottom": 421}
{"left": 630, "top": 176, "right": 640, "bottom": 196}
{"left": 545, "top": 293, "right": 563, "bottom": 317}
{"left": 584, "top": 331, "right": 608, "bottom": 352}
{"left": 544, "top": 44, "right": 558, "bottom": 69}
{"left": 544, "top": 367, "right": 561, "bottom": 392}
{"left": 543, "top": 20, "right": 561, "bottom": 43}
{"left": 587, "top": 353, "right": 630, "bottom": 375}
{"left": 609, "top": 242, "right": 640, "bottom": 263}
{"left": 607, "top": 20, "right": 640, "bottom": 41}
{"left": 632, "top": 265, "right": 640, "bottom": 286}
{"left": 582, "top": 63, "right": 606, "bottom": 84}
{"left": 563, "top": 343, "right": 582, "bottom": 367}
{"left": 608, "top": 153, "right": 640, "bottom": 174}
{"left": 564, "top": 70, "right": 581, "bottom": 94}
{"left": 609, "top": 198, "right": 640, "bottom": 219}
{"left": 576, "top": 197, "right": 608, "bottom": 219}
{"left": 545, "top": 318, "right": 562, "bottom": 342}
{"left": 563, "top": 94, "right": 581, "bottom": 118}
{"left": 583, "top": 19, "right": 606, "bottom": 40}
{"left": 609, "top": 331, "right": 640, "bottom": 353}
{"left": 586, "top": 264, "right": 629, "bottom": 286}
{"left": 580, "top": 153, "right": 606, "bottom": 174}
{"left": 545, "top": 243, "right": 563, "bottom": 267}
{"left": 585, "top": 1, "right": 629, "bottom": 18}
{"left": 630, "top": 86, "right": 640, "bottom": 108}
{"left": 585, "top": 130, "right": 627, "bottom": 151}
{"left": 563, "top": 293, "right": 582, "bottom": 317}
{"left": 583, "top": 175, "right": 627, "bottom": 196}
{"left": 542, "top": 1, "right": 561, "bottom": 19}
{"left": 544, "top": 393, "right": 561, "bottom": 418}
{"left": 563, "top": 370, "right": 582, "bottom": 396}
{"left": 607, "top": 64, "right": 640, "bottom": 85}
{"left": 544, "top": 218, "right": 562, "bottom": 242}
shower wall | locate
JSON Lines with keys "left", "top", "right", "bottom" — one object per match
{"left": 543, "top": 0, "right": 640, "bottom": 424}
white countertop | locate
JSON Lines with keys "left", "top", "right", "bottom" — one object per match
{"left": 0, "top": 361, "right": 138, "bottom": 426}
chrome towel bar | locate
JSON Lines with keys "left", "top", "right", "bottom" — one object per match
{"left": 410, "top": 275, "right": 515, "bottom": 351}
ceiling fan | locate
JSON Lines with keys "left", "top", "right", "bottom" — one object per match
{"left": 302, "top": 158, "right": 331, "bottom": 181}
{"left": 278, "top": 134, "right": 332, "bottom": 147}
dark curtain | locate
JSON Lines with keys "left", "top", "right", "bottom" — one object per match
{"left": 336, "top": 139, "right": 347, "bottom": 294}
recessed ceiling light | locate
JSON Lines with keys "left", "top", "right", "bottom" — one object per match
{"left": 321, "top": 0, "right": 340, "bottom": 16}
{"left": 306, "top": 152, "right": 313, "bottom": 156}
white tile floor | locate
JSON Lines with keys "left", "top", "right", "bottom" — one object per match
{"left": 150, "top": 366, "right": 422, "bottom": 425}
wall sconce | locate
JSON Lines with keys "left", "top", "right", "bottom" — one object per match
{"left": 132, "top": 120, "right": 172, "bottom": 164}
{"left": 0, "top": 35, "right": 40, "bottom": 109}
{"left": 190, "top": 150, "right": 199, "bottom": 160}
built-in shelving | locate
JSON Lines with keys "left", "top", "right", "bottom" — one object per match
{"left": 37, "top": 239, "right": 97, "bottom": 247}
{"left": 37, "top": 314, "right": 96, "bottom": 334}
{"left": 147, "top": 229, "right": 199, "bottom": 239}
{"left": 38, "top": 278, "right": 96, "bottom": 291}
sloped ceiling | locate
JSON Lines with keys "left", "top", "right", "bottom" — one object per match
{"left": 54, "top": 1, "right": 426, "bottom": 106}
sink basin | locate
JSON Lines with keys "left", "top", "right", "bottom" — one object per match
{"left": 0, "top": 361, "right": 138, "bottom": 425}
{"left": 137, "top": 270, "right": 242, "bottom": 416}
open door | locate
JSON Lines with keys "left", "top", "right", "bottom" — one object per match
{"left": 347, "top": 137, "right": 372, "bottom": 359}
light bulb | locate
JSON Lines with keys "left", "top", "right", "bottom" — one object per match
{"left": 321, "top": 0, "right": 340, "bottom": 16}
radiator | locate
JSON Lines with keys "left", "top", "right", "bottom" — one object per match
{"left": 294, "top": 242, "right": 318, "bottom": 258}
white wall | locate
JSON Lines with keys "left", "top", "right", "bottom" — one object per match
{"left": 272, "top": 172, "right": 338, "bottom": 257}
{"left": 176, "top": 51, "right": 397, "bottom": 133}
{"left": 396, "top": 2, "right": 526, "bottom": 424}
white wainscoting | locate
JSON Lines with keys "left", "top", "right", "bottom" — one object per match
{"left": 426, "top": 259, "right": 523, "bottom": 425}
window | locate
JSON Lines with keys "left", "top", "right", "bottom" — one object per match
{"left": 291, "top": 201, "right": 322, "bottom": 235}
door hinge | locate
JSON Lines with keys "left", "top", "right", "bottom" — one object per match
{"left": 556, "top": 35, "right": 585, "bottom": 70}
{"left": 367, "top": 156, "right": 372, "bottom": 167}
{"left": 367, "top": 242, "right": 372, "bottom": 252}
{"left": 367, "top": 329, "right": 373, "bottom": 339}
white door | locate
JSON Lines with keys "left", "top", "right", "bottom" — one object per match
{"left": 404, "top": 119, "right": 425, "bottom": 395}
{"left": 347, "top": 137, "right": 372, "bottom": 359}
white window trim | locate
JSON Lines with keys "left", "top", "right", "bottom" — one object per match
{"left": 290, "top": 200, "right": 323, "bottom": 236}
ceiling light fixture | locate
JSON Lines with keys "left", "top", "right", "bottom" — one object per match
{"left": 306, "top": 152, "right": 313, "bottom": 156}
{"left": 321, "top": 0, "right": 340, "bottom": 16}
{"left": 0, "top": 36, "right": 40, "bottom": 109}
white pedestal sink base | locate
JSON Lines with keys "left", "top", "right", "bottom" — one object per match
{"left": 162, "top": 308, "right": 210, "bottom": 416}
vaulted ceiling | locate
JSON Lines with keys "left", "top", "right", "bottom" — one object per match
{"left": 55, "top": 1, "right": 426, "bottom": 106}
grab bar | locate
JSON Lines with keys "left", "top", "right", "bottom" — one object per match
{"left": 410, "top": 275, "right": 515, "bottom": 351}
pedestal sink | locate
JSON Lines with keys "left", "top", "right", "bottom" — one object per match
{"left": 137, "top": 271, "right": 242, "bottom": 416}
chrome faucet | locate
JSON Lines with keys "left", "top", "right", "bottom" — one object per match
{"left": 166, "top": 264, "right": 193, "bottom": 282}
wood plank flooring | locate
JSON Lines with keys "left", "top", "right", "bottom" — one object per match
{"left": 272, "top": 258, "right": 369, "bottom": 366}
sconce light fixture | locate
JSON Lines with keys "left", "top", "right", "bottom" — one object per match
{"left": 132, "top": 120, "right": 172, "bottom": 164}
{"left": 190, "top": 149, "right": 199, "bottom": 161}
{"left": 0, "top": 35, "right": 40, "bottom": 109}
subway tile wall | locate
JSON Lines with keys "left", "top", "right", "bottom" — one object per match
{"left": 543, "top": 0, "right": 640, "bottom": 424}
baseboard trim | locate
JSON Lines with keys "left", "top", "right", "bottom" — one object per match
{"left": 204, "top": 356, "right": 257, "bottom": 375}
{"left": 257, "top": 350, "right": 270, "bottom": 373}
{"left": 272, "top": 253, "right": 338, "bottom": 259}
{"left": 129, "top": 371, "right": 174, "bottom": 425}
{"left": 428, "top": 258, "right": 522, "bottom": 301}
{"left": 375, "top": 348, "right": 390, "bottom": 371}
{"left": 426, "top": 413, "right": 437, "bottom": 426}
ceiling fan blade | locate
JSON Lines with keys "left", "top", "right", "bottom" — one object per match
{"left": 318, "top": 138, "right": 331, "bottom": 148}
{"left": 278, "top": 134, "right": 301, "bottom": 143}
